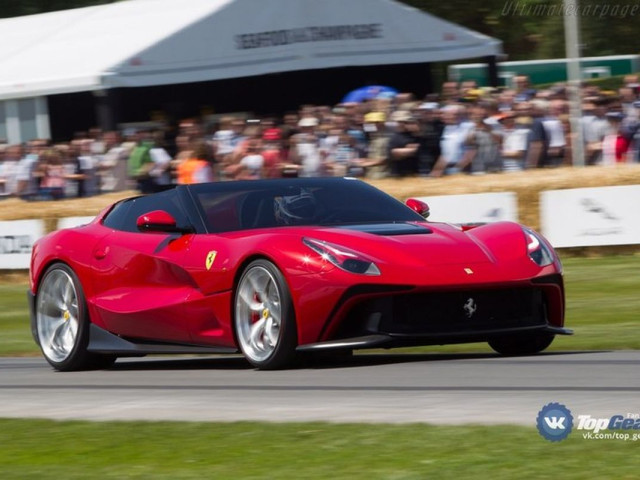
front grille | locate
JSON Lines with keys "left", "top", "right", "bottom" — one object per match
{"left": 337, "top": 288, "right": 547, "bottom": 339}
{"left": 382, "top": 288, "right": 546, "bottom": 335}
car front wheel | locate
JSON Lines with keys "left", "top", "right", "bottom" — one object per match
{"left": 234, "top": 259, "right": 297, "bottom": 369}
{"left": 35, "top": 263, "right": 116, "bottom": 371}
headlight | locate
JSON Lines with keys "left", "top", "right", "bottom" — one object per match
{"left": 303, "top": 238, "right": 381, "bottom": 275}
{"left": 523, "top": 228, "right": 555, "bottom": 267}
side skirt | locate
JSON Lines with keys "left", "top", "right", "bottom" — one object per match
{"left": 87, "top": 324, "right": 238, "bottom": 356}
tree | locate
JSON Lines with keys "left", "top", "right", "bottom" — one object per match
{"left": 402, "top": 0, "right": 639, "bottom": 60}
{"left": 0, "top": 0, "right": 116, "bottom": 18}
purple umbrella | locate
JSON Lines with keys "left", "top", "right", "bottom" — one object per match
{"left": 342, "top": 85, "right": 398, "bottom": 103}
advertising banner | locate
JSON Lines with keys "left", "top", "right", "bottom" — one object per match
{"left": 57, "top": 216, "right": 95, "bottom": 230}
{"left": 415, "top": 192, "right": 518, "bottom": 224}
{"left": 540, "top": 185, "right": 640, "bottom": 247}
{"left": 0, "top": 219, "right": 45, "bottom": 269}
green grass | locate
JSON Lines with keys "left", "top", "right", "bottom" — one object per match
{"left": 0, "top": 283, "right": 33, "bottom": 356}
{"left": 0, "top": 419, "right": 637, "bottom": 479}
{"left": 2, "top": 255, "right": 640, "bottom": 356}
{"left": 556, "top": 255, "right": 640, "bottom": 351}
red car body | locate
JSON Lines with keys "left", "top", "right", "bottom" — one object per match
{"left": 29, "top": 178, "right": 570, "bottom": 370}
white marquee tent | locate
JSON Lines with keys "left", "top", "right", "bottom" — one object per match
{"left": 0, "top": 0, "right": 502, "bottom": 142}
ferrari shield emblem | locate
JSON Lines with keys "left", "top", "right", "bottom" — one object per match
{"left": 205, "top": 251, "right": 217, "bottom": 270}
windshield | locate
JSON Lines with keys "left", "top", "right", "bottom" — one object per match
{"left": 189, "top": 178, "right": 423, "bottom": 233}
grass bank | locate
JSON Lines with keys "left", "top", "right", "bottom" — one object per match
{"left": 0, "top": 419, "right": 637, "bottom": 479}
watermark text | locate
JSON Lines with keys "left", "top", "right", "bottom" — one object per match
{"left": 502, "top": 2, "right": 639, "bottom": 18}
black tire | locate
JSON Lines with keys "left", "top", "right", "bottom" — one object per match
{"left": 35, "top": 263, "right": 116, "bottom": 371}
{"left": 488, "top": 332, "right": 555, "bottom": 356}
{"left": 234, "top": 259, "right": 298, "bottom": 369}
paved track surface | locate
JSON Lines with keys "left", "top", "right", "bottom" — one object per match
{"left": 1, "top": 351, "right": 638, "bottom": 425}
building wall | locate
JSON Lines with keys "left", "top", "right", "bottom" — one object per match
{"left": 0, "top": 97, "right": 50, "bottom": 144}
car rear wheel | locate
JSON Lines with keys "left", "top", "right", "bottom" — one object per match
{"left": 488, "top": 332, "right": 554, "bottom": 356}
{"left": 234, "top": 259, "right": 297, "bottom": 369}
{"left": 35, "top": 263, "right": 116, "bottom": 371}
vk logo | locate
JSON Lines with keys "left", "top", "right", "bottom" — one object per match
{"left": 544, "top": 416, "right": 566, "bottom": 430}
{"left": 537, "top": 403, "right": 573, "bottom": 441}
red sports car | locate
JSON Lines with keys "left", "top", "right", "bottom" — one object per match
{"left": 28, "top": 178, "right": 571, "bottom": 370}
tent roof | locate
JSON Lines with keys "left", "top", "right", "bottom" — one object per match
{"left": 0, "top": 0, "right": 502, "bottom": 100}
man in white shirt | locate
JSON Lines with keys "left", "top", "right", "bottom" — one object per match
{"left": 16, "top": 139, "right": 46, "bottom": 199}
{"left": 99, "top": 131, "right": 131, "bottom": 192}
{"left": 290, "top": 117, "right": 322, "bottom": 177}
{"left": 0, "top": 145, "right": 22, "bottom": 197}
{"left": 500, "top": 111, "right": 529, "bottom": 172}
{"left": 542, "top": 99, "right": 567, "bottom": 166}
{"left": 431, "top": 105, "right": 474, "bottom": 176}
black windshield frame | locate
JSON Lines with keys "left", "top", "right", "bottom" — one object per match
{"left": 186, "top": 178, "right": 424, "bottom": 234}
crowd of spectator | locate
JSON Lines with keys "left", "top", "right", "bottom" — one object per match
{"left": 1, "top": 74, "right": 639, "bottom": 200}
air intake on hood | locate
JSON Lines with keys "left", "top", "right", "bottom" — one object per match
{"left": 338, "top": 223, "right": 432, "bottom": 236}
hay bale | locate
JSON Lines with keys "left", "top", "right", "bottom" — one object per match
{"left": 1, "top": 165, "right": 638, "bottom": 234}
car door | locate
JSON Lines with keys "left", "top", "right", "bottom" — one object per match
{"left": 90, "top": 190, "right": 197, "bottom": 343}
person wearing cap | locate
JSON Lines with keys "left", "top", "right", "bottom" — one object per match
{"left": 499, "top": 110, "right": 528, "bottom": 172}
{"left": 361, "top": 111, "right": 390, "bottom": 179}
{"left": 289, "top": 116, "right": 322, "bottom": 177}
{"left": 388, "top": 110, "right": 421, "bottom": 177}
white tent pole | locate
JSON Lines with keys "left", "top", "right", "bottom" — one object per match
{"left": 564, "top": 0, "right": 585, "bottom": 167}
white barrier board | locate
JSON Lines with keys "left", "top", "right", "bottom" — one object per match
{"left": 415, "top": 192, "right": 518, "bottom": 224}
{"left": 57, "top": 216, "right": 95, "bottom": 230}
{"left": 0, "top": 219, "right": 46, "bottom": 269}
{"left": 540, "top": 185, "right": 640, "bottom": 247}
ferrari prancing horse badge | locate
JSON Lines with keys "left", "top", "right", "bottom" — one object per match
{"left": 206, "top": 251, "right": 217, "bottom": 270}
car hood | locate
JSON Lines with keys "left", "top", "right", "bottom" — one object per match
{"left": 220, "top": 221, "right": 529, "bottom": 268}
{"left": 303, "top": 222, "right": 505, "bottom": 267}
{"left": 218, "top": 221, "right": 540, "bottom": 285}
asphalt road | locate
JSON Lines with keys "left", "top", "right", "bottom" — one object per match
{"left": 1, "top": 351, "right": 638, "bottom": 425}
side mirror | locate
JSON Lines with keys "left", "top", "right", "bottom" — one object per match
{"left": 405, "top": 198, "right": 430, "bottom": 219}
{"left": 137, "top": 210, "right": 188, "bottom": 233}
